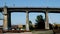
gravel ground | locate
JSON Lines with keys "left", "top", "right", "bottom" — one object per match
{"left": 0, "top": 30, "right": 57, "bottom": 34}
{"left": 32, "top": 30, "right": 54, "bottom": 34}
{"left": 55, "top": 33, "right": 60, "bottom": 34}
{"left": 3, "top": 32, "right": 32, "bottom": 34}
{"left": 4, "top": 32, "right": 32, "bottom": 34}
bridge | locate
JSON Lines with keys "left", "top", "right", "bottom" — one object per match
{"left": 0, "top": 6, "right": 60, "bottom": 31}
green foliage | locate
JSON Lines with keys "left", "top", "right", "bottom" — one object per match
{"left": 36, "top": 15, "right": 43, "bottom": 23}
{"left": 29, "top": 21, "right": 32, "bottom": 25}
{"left": 35, "top": 15, "right": 45, "bottom": 29}
{"left": 29, "top": 20, "right": 34, "bottom": 30}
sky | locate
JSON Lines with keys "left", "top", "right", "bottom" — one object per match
{"left": 0, "top": 0, "right": 60, "bottom": 25}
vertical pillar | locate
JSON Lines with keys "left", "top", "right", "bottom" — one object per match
{"left": 45, "top": 10, "right": 49, "bottom": 29}
{"left": 3, "top": 6, "right": 8, "bottom": 30}
{"left": 8, "top": 12, "right": 11, "bottom": 30}
{"left": 26, "top": 10, "right": 29, "bottom": 31}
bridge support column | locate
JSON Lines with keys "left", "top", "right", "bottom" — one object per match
{"left": 8, "top": 12, "right": 11, "bottom": 30}
{"left": 45, "top": 11, "right": 49, "bottom": 30}
{"left": 3, "top": 6, "right": 8, "bottom": 30}
{"left": 26, "top": 11, "right": 29, "bottom": 31}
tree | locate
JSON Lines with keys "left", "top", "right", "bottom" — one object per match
{"left": 29, "top": 20, "right": 34, "bottom": 30}
{"left": 35, "top": 15, "right": 45, "bottom": 29}
{"left": 49, "top": 23, "right": 53, "bottom": 30}
{"left": 54, "top": 25, "right": 58, "bottom": 29}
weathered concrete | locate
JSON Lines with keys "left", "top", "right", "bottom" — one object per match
{"left": 3, "top": 6, "right": 8, "bottom": 30}
{"left": 45, "top": 11, "right": 49, "bottom": 29}
{"left": 26, "top": 11, "right": 29, "bottom": 31}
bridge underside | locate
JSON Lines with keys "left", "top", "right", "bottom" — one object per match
{"left": 0, "top": 6, "right": 60, "bottom": 31}
{"left": 0, "top": 7, "right": 60, "bottom": 13}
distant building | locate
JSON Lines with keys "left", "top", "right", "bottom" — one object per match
{"left": 18, "top": 24, "right": 23, "bottom": 28}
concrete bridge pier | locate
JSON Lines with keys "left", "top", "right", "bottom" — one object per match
{"left": 8, "top": 12, "right": 11, "bottom": 30}
{"left": 26, "top": 10, "right": 29, "bottom": 31}
{"left": 3, "top": 6, "right": 11, "bottom": 30}
{"left": 3, "top": 6, "right": 8, "bottom": 30}
{"left": 45, "top": 10, "right": 49, "bottom": 30}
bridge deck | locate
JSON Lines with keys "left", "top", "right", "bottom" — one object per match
{"left": 0, "top": 7, "right": 60, "bottom": 13}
